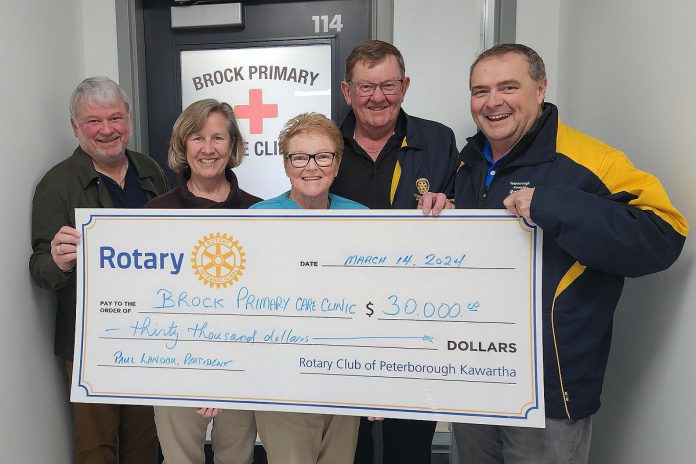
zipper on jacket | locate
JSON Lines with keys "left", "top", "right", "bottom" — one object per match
{"left": 551, "top": 261, "right": 587, "bottom": 420}
{"left": 473, "top": 148, "right": 490, "bottom": 208}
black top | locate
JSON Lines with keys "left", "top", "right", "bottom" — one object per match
{"left": 145, "top": 167, "right": 261, "bottom": 209}
{"left": 100, "top": 160, "right": 150, "bottom": 208}
{"left": 330, "top": 111, "right": 407, "bottom": 209}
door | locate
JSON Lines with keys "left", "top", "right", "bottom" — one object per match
{"left": 142, "top": 0, "right": 373, "bottom": 195}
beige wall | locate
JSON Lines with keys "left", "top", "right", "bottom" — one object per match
{"left": 516, "top": 0, "right": 560, "bottom": 104}
{"left": 0, "top": 1, "right": 84, "bottom": 462}
{"left": 393, "top": 0, "right": 484, "bottom": 148}
{"left": 82, "top": 0, "right": 119, "bottom": 79}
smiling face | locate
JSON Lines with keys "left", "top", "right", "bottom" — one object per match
{"left": 469, "top": 52, "right": 547, "bottom": 160}
{"left": 71, "top": 98, "right": 131, "bottom": 166}
{"left": 341, "top": 55, "right": 410, "bottom": 134}
{"left": 284, "top": 131, "right": 340, "bottom": 208}
{"left": 185, "top": 111, "right": 233, "bottom": 183}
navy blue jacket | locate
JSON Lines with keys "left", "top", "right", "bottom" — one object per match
{"left": 390, "top": 112, "right": 459, "bottom": 208}
{"left": 336, "top": 110, "right": 459, "bottom": 209}
{"left": 455, "top": 103, "right": 688, "bottom": 419}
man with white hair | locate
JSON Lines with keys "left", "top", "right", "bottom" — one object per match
{"left": 30, "top": 76, "right": 169, "bottom": 463}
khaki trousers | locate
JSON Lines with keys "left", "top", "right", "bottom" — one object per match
{"left": 256, "top": 411, "right": 359, "bottom": 464}
{"left": 154, "top": 406, "right": 256, "bottom": 464}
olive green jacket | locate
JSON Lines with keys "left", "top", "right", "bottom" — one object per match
{"left": 29, "top": 147, "right": 169, "bottom": 359}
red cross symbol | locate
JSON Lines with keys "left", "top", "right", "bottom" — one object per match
{"left": 234, "top": 89, "right": 278, "bottom": 134}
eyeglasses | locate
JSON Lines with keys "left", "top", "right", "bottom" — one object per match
{"left": 286, "top": 152, "right": 336, "bottom": 168}
{"left": 348, "top": 79, "right": 405, "bottom": 97}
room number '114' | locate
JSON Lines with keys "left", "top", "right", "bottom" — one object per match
{"left": 312, "top": 15, "right": 343, "bottom": 33}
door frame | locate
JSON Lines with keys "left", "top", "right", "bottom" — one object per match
{"left": 115, "top": 0, "right": 395, "bottom": 154}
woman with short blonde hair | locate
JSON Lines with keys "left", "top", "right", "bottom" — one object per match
{"left": 250, "top": 112, "right": 366, "bottom": 463}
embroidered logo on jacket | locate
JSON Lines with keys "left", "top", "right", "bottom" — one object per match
{"left": 416, "top": 178, "right": 430, "bottom": 195}
{"left": 508, "top": 181, "right": 531, "bottom": 195}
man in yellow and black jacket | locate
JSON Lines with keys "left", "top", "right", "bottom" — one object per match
{"left": 424, "top": 44, "right": 688, "bottom": 464}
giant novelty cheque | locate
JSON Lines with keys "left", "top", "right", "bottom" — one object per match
{"left": 71, "top": 208, "right": 545, "bottom": 427}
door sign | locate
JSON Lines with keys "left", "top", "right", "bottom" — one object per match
{"left": 180, "top": 45, "right": 332, "bottom": 199}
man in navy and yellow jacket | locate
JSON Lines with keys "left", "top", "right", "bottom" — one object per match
{"left": 422, "top": 44, "right": 687, "bottom": 463}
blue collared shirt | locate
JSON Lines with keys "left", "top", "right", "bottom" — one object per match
{"left": 482, "top": 140, "right": 507, "bottom": 190}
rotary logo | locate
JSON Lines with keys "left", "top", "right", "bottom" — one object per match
{"left": 416, "top": 177, "right": 430, "bottom": 195}
{"left": 191, "top": 233, "right": 246, "bottom": 288}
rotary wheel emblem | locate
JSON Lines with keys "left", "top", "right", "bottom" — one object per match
{"left": 416, "top": 177, "right": 430, "bottom": 195}
{"left": 192, "top": 233, "right": 245, "bottom": 288}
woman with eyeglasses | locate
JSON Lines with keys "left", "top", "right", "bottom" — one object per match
{"left": 251, "top": 112, "right": 366, "bottom": 211}
{"left": 250, "top": 112, "right": 366, "bottom": 463}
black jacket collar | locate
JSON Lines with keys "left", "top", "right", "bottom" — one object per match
{"left": 462, "top": 102, "right": 558, "bottom": 168}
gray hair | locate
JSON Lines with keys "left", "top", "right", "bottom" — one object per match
{"left": 345, "top": 40, "right": 406, "bottom": 81}
{"left": 469, "top": 43, "right": 546, "bottom": 86}
{"left": 69, "top": 76, "right": 131, "bottom": 121}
